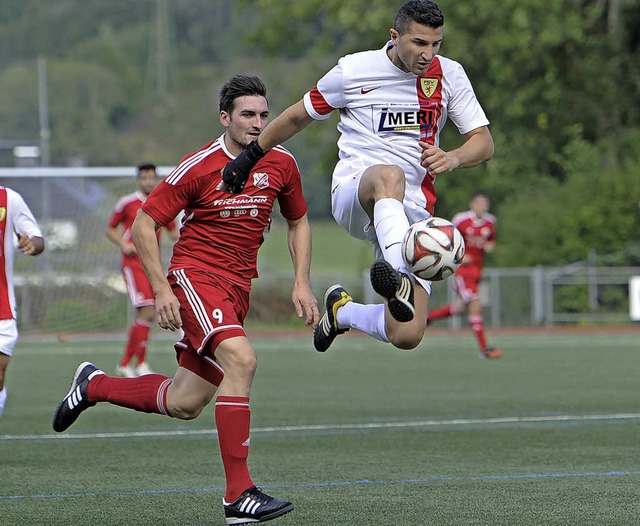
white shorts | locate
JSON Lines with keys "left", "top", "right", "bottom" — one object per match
{"left": 330, "top": 160, "right": 433, "bottom": 295}
{"left": 0, "top": 319, "right": 18, "bottom": 356}
{"left": 331, "top": 160, "right": 372, "bottom": 242}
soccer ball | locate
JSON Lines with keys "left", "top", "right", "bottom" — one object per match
{"left": 402, "top": 217, "right": 465, "bottom": 281}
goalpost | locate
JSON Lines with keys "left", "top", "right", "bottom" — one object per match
{"left": 0, "top": 166, "right": 176, "bottom": 335}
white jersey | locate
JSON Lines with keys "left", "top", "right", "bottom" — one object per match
{"left": 0, "top": 187, "right": 43, "bottom": 320}
{"left": 303, "top": 41, "right": 489, "bottom": 218}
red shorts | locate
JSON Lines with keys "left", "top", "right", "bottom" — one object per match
{"left": 122, "top": 261, "right": 155, "bottom": 308}
{"left": 169, "top": 267, "right": 249, "bottom": 385}
{"left": 453, "top": 266, "right": 481, "bottom": 304}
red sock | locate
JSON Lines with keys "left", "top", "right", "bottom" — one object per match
{"left": 215, "top": 396, "right": 253, "bottom": 502}
{"left": 87, "top": 374, "right": 172, "bottom": 415}
{"left": 428, "top": 304, "right": 456, "bottom": 322}
{"left": 122, "top": 320, "right": 151, "bottom": 367}
{"left": 469, "top": 314, "right": 488, "bottom": 350}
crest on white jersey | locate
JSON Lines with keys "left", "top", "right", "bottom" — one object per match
{"left": 420, "top": 78, "right": 439, "bottom": 98}
{"left": 253, "top": 172, "right": 269, "bottom": 189}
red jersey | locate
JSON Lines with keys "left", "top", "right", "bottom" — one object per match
{"left": 142, "top": 135, "right": 307, "bottom": 291}
{"left": 452, "top": 210, "right": 496, "bottom": 272}
{"left": 109, "top": 191, "right": 176, "bottom": 269}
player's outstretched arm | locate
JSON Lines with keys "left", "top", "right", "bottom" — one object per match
{"left": 220, "top": 101, "right": 314, "bottom": 194}
{"left": 286, "top": 213, "right": 319, "bottom": 327}
{"left": 131, "top": 210, "right": 182, "bottom": 331}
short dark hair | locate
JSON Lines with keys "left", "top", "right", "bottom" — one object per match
{"left": 394, "top": 0, "right": 444, "bottom": 34}
{"left": 471, "top": 189, "right": 489, "bottom": 200}
{"left": 137, "top": 163, "right": 156, "bottom": 174}
{"left": 219, "top": 75, "right": 268, "bottom": 114}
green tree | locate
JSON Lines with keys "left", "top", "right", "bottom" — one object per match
{"left": 245, "top": 0, "right": 640, "bottom": 263}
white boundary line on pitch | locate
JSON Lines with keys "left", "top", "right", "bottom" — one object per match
{"left": 3, "top": 413, "right": 640, "bottom": 441}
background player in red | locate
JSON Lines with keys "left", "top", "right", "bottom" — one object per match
{"left": 0, "top": 186, "right": 45, "bottom": 418}
{"left": 53, "top": 75, "right": 319, "bottom": 525}
{"left": 106, "top": 164, "right": 179, "bottom": 377}
{"left": 427, "top": 190, "right": 503, "bottom": 358}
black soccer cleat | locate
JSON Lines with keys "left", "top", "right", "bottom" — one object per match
{"left": 370, "top": 259, "right": 415, "bottom": 322}
{"left": 52, "top": 362, "right": 104, "bottom": 432}
{"left": 480, "top": 347, "right": 503, "bottom": 359}
{"left": 313, "top": 284, "right": 352, "bottom": 353}
{"left": 223, "top": 486, "right": 294, "bottom": 524}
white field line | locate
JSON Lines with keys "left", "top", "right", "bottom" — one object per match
{"left": 3, "top": 412, "right": 640, "bottom": 441}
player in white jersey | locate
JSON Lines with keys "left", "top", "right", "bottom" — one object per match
{"left": 0, "top": 186, "right": 45, "bottom": 417}
{"left": 221, "top": 0, "right": 494, "bottom": 353}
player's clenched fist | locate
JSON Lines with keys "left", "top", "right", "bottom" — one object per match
{"left": 16, "top": 233, "right": 44, "bottom": 256}
{"left": 218, "top": 140, "right": 267, "bottom": 194}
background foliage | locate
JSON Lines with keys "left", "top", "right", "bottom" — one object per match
{"left": 0, "top": 0, "right": 639, "bottom": 266}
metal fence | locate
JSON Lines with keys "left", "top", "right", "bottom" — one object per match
{"left": 2, "top": 167, "right": 639, "bottom": 331}
{"left": 413, "top": 265, "right": 640, "bottom": 328}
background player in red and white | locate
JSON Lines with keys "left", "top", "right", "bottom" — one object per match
{"left": 106, "top": 164, "right": 179, "bottom": 378}
{"left": 0, "top": 186, "right": 44, "bottom": 418}
{"left": 53, "top": 75, "right": 319, "bottom": 525}
{"left": 221, "top": 0, "right": 494, "bottom": 355}
{"left": 427, "top": 190, "right": 503, "bottom": 358}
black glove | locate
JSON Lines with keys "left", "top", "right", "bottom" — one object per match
{"left": 220, "top": 140, "right": 267, "bottom": 194}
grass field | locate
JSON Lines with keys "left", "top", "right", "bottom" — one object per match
{"left": 1, "top": 328, "right": 639, "bottom": 525}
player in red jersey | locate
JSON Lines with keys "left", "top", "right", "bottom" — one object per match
{"left": 220, "top": 1, "right": 494, "bottom": 355}
{"left": 53, "top": 75, "right": 319, "bottom": 525}
{"left": 0, "top": 186, "right": 44, "bottom": 418}
{"left": 107, "top": 164, "right": 179, "bottom": 377}
{"left": 427, "top": 190, "right": 503, "bottom": 358}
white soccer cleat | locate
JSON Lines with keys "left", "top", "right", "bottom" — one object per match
{"left": 135, "top": 362, "right": 154, "bottom": 376}
{"left": 115, "top": 364, "right": 137, "bottom": 378}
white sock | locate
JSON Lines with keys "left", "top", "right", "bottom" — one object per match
{"left": 373, "top": 198, "right": 411, "bottom": 271}
{"left": 337, "top": 302, "right": 389, "bottom": 343}
{"left": 0, "top": 387, "right": 7, "bottom": 417}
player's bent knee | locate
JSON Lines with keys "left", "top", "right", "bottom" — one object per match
{"left": 375, "top": 165, "right": 405, "bottom": 192}
{"left": 388, "top": 329, "right": 423, "bottom": 350}
{"left": 168, "top": 400, "right": 205, "bottom": 420}
{"left": 166, "top": 391, "right": 212, "bottom": 420}
{"left": 219, "top": 352, "right": 257, "bottom": 379}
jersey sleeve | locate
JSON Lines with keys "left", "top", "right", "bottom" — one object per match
{"left": 8, "top": 189, "right": 42, "bottom": 238}
{"left": 276, "top": 158, "right": 307, "bottom": 222}
{"left": 108, "top": 206, "right": 124, "bottom": 228}
{"left": 446, "top": 63, "right": 490, "bottom": 135}
{"left": 451, "top": 212, "right": 465, "bottom": 228}
{"left": 303, "top": 60, "right": 346, "bottom": 120}
{"left": 142, "top": 179, "right": 192, "bottom": 227}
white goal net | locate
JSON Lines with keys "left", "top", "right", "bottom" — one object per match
{"left": 0, "top": 166, "right": 176, "bottom": 335}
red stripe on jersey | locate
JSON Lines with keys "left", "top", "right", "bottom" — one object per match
{"left": 308, "top": 87, "right": 335, "bottom": 116}
{"left": 416, "top": 57, "right": 444, "bottom": 215}
{"left": 0, "top": 188, "right": 11, "bottom": 319}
